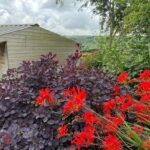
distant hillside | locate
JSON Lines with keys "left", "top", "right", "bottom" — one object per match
{"left": 66, "top": 35, "right": 100, "bottom": 51}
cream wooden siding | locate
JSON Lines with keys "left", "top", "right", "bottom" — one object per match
{"left": 0, "top": 26, "right": 75, "bottom": 69}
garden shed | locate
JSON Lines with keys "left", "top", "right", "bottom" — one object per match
{"left": 0, "top": 24, "right": 76, "bottom": 75}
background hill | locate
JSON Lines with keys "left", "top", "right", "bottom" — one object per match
{"left": 66, "top": 35, "right": 100, "bottom": 51}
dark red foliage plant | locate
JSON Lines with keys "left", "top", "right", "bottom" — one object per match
{"left": 0, "top": 51, "right": 129, "bottom": 150}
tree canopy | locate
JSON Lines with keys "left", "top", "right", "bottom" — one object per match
{"left": 56, "top": 0, "right": 150, "bottom": 38}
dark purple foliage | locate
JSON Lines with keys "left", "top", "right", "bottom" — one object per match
{"left": 0, "top": 51, "right": 119, "bottom": 149}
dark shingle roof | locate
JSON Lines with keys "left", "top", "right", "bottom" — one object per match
{"left": 0, "top": 24, "right": 39, "bottom": 36}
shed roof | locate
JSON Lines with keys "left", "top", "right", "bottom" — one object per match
{"left": 0, "top": 24, "right": 39, "bottom": 36}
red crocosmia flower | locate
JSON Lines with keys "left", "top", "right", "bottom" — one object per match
{"left": 74, "top": 87, "right": 86, "bottom": 104}
{"left": 136, "top": 113, "right": 150, "bottom": 124}
{"left": 113, "top": 86, "right": 120, "bottom": 96}
{"left": 83, "top": 112, "right": 100, "bottom": 126}
{"left": 36, "top": 97, "right": 43, "bottom": 106}
{"left": 140, "top": 94, "right": 150, "bottom": 103}
{"left": 105, "top": 122, "right": 117, "bottom": 133}
{"left": 120, "top": 95, "right": 134, "bottom": 112}
{"left": 142, "top": 139, "right": 150, "bottom": 149}
{"left": 122, "top": 100, "right": 133, "bottom": 112}
{"left": 103, "top": 135, "right": 122, "bottom": 150}
{"left": 133, "top": 126, "right": 144, "bottom": 135}
{"left": 134, "top": 102, "right": 148, "bottom": 113}
{"left": 36, "top": 88, "right": 55, "bottom": 107}
{"left": 63, "top": 88, "right": 73, "bottom": 97}
{"left": 128, "top": 126, "right": 144, "bottom": 139}
{"left": 56, "top": 125, "right": 68, "bottom": 139}
{"left": 71, "top": 126, "right": 95, "bottom": 150}
{"left": 112, "top": 115, "right": 124, "bottom": 127}
{"left": 103, "top": 100, "right": 115, "bottom": 114}
{"left": 63, "top": 101, "right": 76, "bottom": 115}
{"left": 104, "top": 113, "right": 112, "bottom": 119}
{"left": 105, "top": 115, "right": 124, "bottom": 133}
{"left": 139, "top": 70, "right": 150, "bottom": 81}
{"left": 115, "top": 95, "right": 125, "bottom": 107}
{"left": 63, "top": 87, "right": 86, "bottom": 115}
{"left": 136, "top": 82, "right": 150, "bottom": 95}
{"left": 63, "top": 87, "right": 86, "bottom": 102}
{"left": 117, "top": 72, "right": 129, "bottom": 84}
{"left": 63, "top": 99, "right": 85, "bottom": 115}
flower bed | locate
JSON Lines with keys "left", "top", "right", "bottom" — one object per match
{"left": 35, "top": 70, "right": 150, "bottom": 150}
{"left": 0, "top": 51, "right": 149, "bottom": 149}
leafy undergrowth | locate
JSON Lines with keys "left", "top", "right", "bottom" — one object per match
{"left": 0, "top": 51, "right": 129, "bottom": 150}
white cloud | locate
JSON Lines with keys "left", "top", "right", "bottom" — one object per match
{"left": 0, "top": 0, "right": 100, "bottom": 35}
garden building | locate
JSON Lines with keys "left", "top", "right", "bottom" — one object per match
{"left": 0, "top": 24, "right": 76, "bottom": 75}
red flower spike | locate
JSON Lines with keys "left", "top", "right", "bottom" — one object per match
{"left": 63, "top": 88, "right": 73, "bottom": 97}
{"left": 139, "top": 70, "right": 150, "bottom": 82}
{"left": 35, "top": 88, "right": 56, "bottom": 107}
{"left": 103, "top": 135, "right": 122, "bottom": 150}
{"left": 63, "top": 100, "right": 77, "bottom": 115}
{"left": 142, "top": 139, "right": 150, "bottom": 149}
{"left": 105, "top": 115, "right": 124, "bottom": 133}
{"left": 83, "top": 112, "right": 101, "bottom": 126}
{"left": 104, "top": 113, "right": 112, "bottom": 119}
{"left": 71, "top": 126, "right": 95, "bottom": 150}
{"left": 103, "top": 100, "right": 115, "bottom": 114}
{"left": 133, "top": 126, "right": 144, "bottom": 135}
{"left": 140, "top": 94, "right": 150, "bottom": 103}
{"left": 112, "top": 115, "right": 124, "bottom": 126}
{"left": 134, "top": 102, "right": 149, "bottom": 113}
{"left": 115, "top": 95, "right": 124, "bottom": 105}
{"left": 105, "top": 123, "right": 117, "bottom": 133}
{"left": 63, "top": 87, "right": 86, "bottom": 115}
{"left": 121, "top": 95, "right": 134, "bottom": 112}
{"left": 56, "top": 125, "right": 68, "bottom": 139}
{"left": 136, "top": 113, "right": 150, "bottom": 124}
{"left": 128, "top": 126, "right": 144, "bottom": 139}
{"left": 117, "top": 72, "right": 129, "bottom": 84}
{"left": 136, "top": 82, "right": 150, "bottom": 95}
{"left": 113, "top": 86, "right": 121, "bottom": 96}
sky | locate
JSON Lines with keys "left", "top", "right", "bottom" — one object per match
{"left": 0, "top": 0, "right": 100, "bottom": 35}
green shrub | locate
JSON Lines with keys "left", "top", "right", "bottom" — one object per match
{"left": 83, "top": 36, "right": 150, "bottom": 78}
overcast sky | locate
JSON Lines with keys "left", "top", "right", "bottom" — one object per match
{"left": 0, "top": 0, "right": 100, "bottom": 35}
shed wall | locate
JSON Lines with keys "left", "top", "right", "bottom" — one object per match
{"left": 0, "top": 26, "right": 75, "bottom": 69}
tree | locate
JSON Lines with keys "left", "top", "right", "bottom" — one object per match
{"left": 56, "top": 0, "right": 150, "bottom": 49}
{"left": 123, "top": 0, "right": 150, "bottom": 40}
{"left": 56, "top": 0, "right": 127, "bottom": 50}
